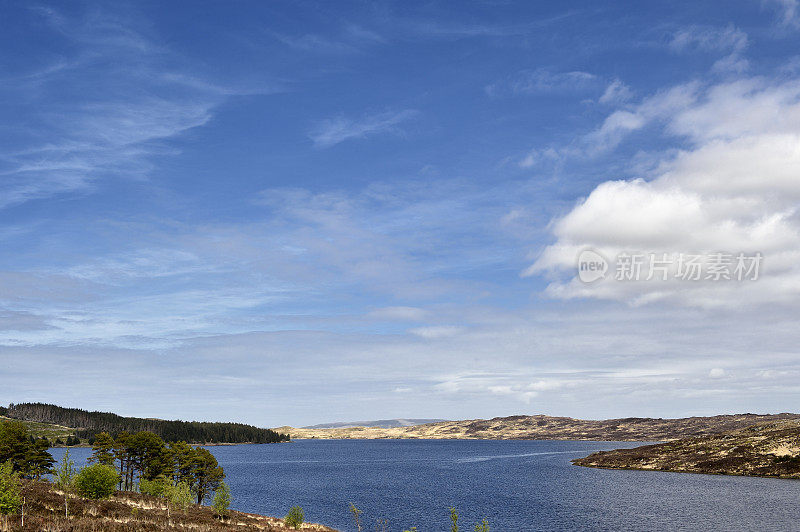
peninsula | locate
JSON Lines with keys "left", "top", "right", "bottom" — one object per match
{"left": 573, "top": 419, "right": 800, "bottom": 478}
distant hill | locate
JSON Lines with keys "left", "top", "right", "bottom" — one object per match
{"left": 303, "top": 418, "right": 449, "bottom": 429}
{"left": 276, "top": 413, "right": 800, "bottom": 441}
{"left": 573, "top": 419, "right": 800, "bottom": 478}
{"left": 7, "top": 402, "right": 289, "bottom": 444}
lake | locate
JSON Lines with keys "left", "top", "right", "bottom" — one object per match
{"left": 50, "top": 439, "right": 800, "bottom": 531}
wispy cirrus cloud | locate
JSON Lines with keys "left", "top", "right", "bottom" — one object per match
{"left": 485, "top": 68, "right": 596, "bottom": 97}
{"left": 308, "top": 109, "right": 419, "bottom": 148}
{"left": 764, "top": 0, "right": 800, "bottom": 28}
{"left": 669, "top": 24, "right": 749, "bottom": 73}
{"left": 598, "top": 79, "right": 633, "bottom": 105}
{"left": 669, "top": 25, "right": 748, "bottom": 53}
{"left": 0, "top": 6, "right": 264, "bottom": 210}
{"left": 520, "top": 82, "right": 699, "bottom": 164}
{"left": 270, "top": 23, "right": 386, "bottom": 54}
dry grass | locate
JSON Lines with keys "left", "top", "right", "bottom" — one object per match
{"left": 2, "top": 480, "right": 336, "bottom": 531}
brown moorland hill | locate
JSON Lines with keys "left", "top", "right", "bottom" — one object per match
{"left": 573, "top": 419, "right": 800, "bottom": 478}
{"left": 276, "top": 413, "right": 800, "bottom": 441}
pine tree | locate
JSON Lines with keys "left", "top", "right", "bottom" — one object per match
{"left": 89, "top": 432, "right": 115, "bottom": 466}
{"left": 169, "top": 441, "right": 197, "bottom": 484}
{"left": 0, "top": 422, "right": 32, "bottom": 472}
{"left": 191, "top": 448, "right": 224, "bottom": 504}
{"left": 24, "top": 439, "right": 54, "bottom": 479}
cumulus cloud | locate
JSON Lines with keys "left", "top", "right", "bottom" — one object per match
{"left": 528, "top": 77, "right": 800, "bottom": 307}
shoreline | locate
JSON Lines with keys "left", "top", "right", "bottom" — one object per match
{"left": 573, "top": 461, "right": 800, "bottom": 480}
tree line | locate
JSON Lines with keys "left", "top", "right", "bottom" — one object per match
{"left": 89, "top": 430, "right": 225, "bottom": 504}
{"left": 7, "top": 403, "right": 290, "bottom": 444}
{"left": 0, "top": 420, "right": 227, "bottom": 505}
{"left": 0, "top": 421, "right": 234, "bottom": 528}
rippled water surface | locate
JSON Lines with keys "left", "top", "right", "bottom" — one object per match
{"left": 52, "top": 439, "right": 800, "bottom": 531}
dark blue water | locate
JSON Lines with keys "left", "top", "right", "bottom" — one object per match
{"left": 51, "top": 439, "right": 800, "bottom": 531}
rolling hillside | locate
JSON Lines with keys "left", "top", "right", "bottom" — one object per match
{"left": 0, "top": 414, "right": 76, "bottom": 442}
{"left": 303, "top": 418, "right": 449, "bottom": 429}
{"left": 5, "top": 403, "right": 288, "bottom": 444}
{"left": 275, "top": 413, "right": 800, "bottom": 441}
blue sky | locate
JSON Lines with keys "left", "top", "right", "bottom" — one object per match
{"left": 3, "top": 1, "right": 800, "bottom": 427}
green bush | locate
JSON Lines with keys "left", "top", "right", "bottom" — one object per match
{"left": 0, "top": 461, "right": 21, "bottom": 516}
{"left": 139, "top": 477, "right": 168, "bottom": 497}
{"left": 212, "top": 481, "right": 232, "bottom": 519}
{"left": 285, "top": 505, "right": 304, "bottom": 529}
{"left": 75, "top": 463, "right": 120, "bottom": 499}
{"left": 164, "top": 481, "right": 193, "bottom": 513}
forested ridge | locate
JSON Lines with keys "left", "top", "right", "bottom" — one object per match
{"left": 6, "top": 403, "right": 289, "bottom": 444}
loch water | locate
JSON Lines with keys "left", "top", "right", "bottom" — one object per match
{"left": 51, "top": 439, "right": 800, "bottom": 531}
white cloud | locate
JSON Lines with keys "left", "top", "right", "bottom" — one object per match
{"left": 599, "top": 79, "right": 633, "bottom": 105}
{"left": 529, "top": 77, "right": 800, "bottom": 307}
{"left": 712, "top": 53, "right": 750, "bottom": 73}
{"left": 669, "top": 25, "right": 748, "bottom": 54}
{"left": 709, "top": 368, "right": 727, "bottom": 378}
{"left": 764, "top": 0, "right": 800, "bottom": 28}
{"left": 309, "top": 109, "right": 419, "bottom": 148}
{"left": 409, "top": 325, "right": 464, "bottom": 339}
{"left": 528, "top": 379, "right": 564, "bottom": 392}
{"left": 369, "top": 306, "right": 429, "bottom": 321}
{"left": 538, "top": 82, "right": 699, "bottom": 158}
{"left": 669, "top": 25, "right": 749, "bottom": 74}
{"left": 519, "top": 147, "right": 560, "bottom": 168}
